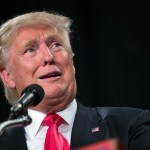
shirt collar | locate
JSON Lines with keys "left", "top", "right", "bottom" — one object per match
{"left": 25, "top": 99, "right": 77, "bottom": 139}
{"left": 57, "top": 99, "right": 77, "bottom": 125}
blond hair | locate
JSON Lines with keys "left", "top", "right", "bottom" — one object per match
{"left": 0, "top": 11, "right": 73, "bottom": 104}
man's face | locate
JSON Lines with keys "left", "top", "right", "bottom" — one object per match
{"left": 4, "top": 25, "right": 76, "bottom": 109}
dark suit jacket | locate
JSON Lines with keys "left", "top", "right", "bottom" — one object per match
{"left": 1, "top": 101, "right": 150, "bottom": 150}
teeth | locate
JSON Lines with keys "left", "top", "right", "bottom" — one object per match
{"left": 40, "top": 72, "right": 60, "bottom": 79}
{"left": 48, "top": 73, "right": 56, "bottom": 77}
{"left": 44, "top": 74, "right": 55, "bottom": 78}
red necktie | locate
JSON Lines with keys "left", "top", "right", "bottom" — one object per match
{"left": 42, "top": 114, "right": 70, "bottom": 150}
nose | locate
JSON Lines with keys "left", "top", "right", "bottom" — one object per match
{"left": 41, "top": 46, "right": 55, "bottom": 66}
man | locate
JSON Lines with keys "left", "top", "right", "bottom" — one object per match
{"left": 0, "top": 11, "right": 150, "bottom": 150}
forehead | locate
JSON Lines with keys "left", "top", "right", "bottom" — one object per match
{"left": 16, "top": 24, "right": 57, "bottom": 37}
{"left": 10, "top": 24, "right": 63, "bottom": 44}
{"left": 8, "top": 23, "right": 71, "bottom": 53}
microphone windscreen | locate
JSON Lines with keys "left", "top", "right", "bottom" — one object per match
{"left": 21, "top": 84, "right": 44, "bottom": 106}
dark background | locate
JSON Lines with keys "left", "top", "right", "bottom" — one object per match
{"left": 0, "top": 1, "right": 150, "bottom": 123}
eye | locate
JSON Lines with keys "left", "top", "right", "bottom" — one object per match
{"left": 49, "top": 42, "right": 63, "bottom": 52}
{"left": 24, "top": 47, "right": 37, "bottom": 56}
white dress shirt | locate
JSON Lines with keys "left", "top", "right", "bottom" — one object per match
{"left": 25, "top": 99, "right": 77, "bottom": 150}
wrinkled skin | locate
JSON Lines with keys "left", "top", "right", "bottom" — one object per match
{"left": 0, "top": 25, "right": 77, "bottom": 114}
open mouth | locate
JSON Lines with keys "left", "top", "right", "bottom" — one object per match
{"left": 39, "top": 71, "right": 61, "bottom": 79}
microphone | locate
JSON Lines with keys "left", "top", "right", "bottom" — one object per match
{"left": 9, "top": 84, "right": 44, "bottom": 119}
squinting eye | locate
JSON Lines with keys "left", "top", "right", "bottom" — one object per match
{"left": 25, "top": 47, "right": 36, "bottom": 53}
{"left": 51, "top": 42, "right": 62, "bottom": 48}
{"left": 49, "top": 42, "right": 63, "bottom": 52}
{"left": 24, "top": 47, "right": 37, "bottom": 57}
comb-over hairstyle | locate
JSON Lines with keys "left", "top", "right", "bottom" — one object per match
{"left": 0, "top": 11, "right": 74, "bottom": 104}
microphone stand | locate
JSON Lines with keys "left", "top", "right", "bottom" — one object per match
{"left": 0, "top": 84, "right": 44, "bottom": 137}
{"left": 0, "top": 114, "right": 32, "bottom": 136}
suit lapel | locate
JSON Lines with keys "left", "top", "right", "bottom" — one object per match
{"left": 71, "top": 101, "right": 109, "bottom": 149}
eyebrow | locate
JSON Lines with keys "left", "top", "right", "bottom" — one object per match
{"left": 45, "top": 34, "right": 64, "bottom": 43}
{"left": 22, "top": 33, "right": 64, "bottom": 49}
{"left": 23, "top": 38, "right": 37, "bottom": 47}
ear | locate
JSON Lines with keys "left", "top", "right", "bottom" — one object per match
{"left": 0, "top": 69, "right": 15, "bottom": 89}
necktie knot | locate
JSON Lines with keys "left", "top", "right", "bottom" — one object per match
{"left": 42, "top": 113, "right": 70, "bottom": 150}
{"left": 42, "top": 114, "right": 63, "bottom": 127}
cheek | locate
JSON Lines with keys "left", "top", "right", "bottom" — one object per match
{"left": 59, "top": 51, "right": 73, "bottom": 64}
{"left": 56, "top": 52, "right": 74, "bottom": 78}
{"left": 10, "top": 58, "right": 38, "bottom": 78}
{"left": 65, "top": 58, "right": 75, "bottom": 78}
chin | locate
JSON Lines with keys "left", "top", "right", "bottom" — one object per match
{"left": 45, "top": 85, "right": 65, "bottom": 96}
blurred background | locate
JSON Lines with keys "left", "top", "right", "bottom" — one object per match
{"left": 0, "top": 1, "right": 150, "bottom": 122}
